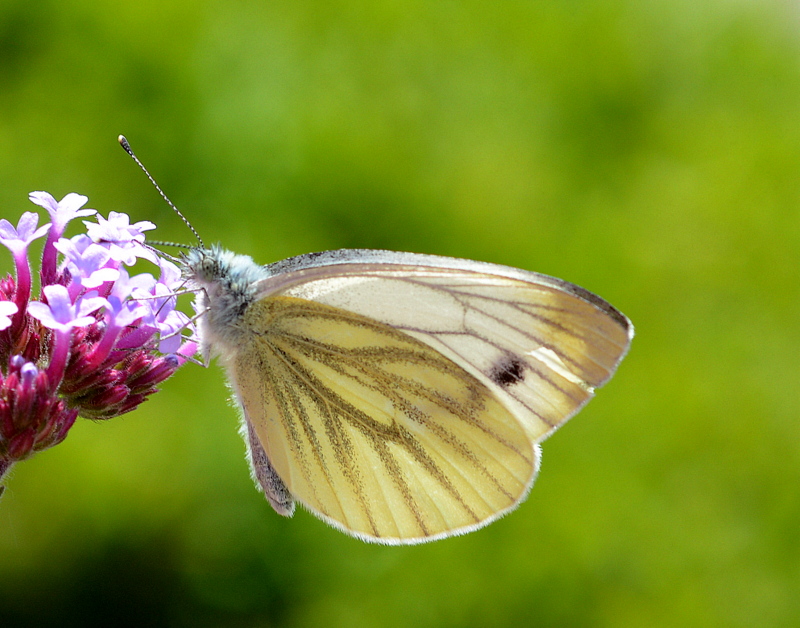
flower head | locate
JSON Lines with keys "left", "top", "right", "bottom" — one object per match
{"left": 0, "top": 192, "right": 197, "bottom": 491}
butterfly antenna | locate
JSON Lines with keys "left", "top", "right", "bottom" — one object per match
{"left": 118, "top": 135, "right": 205, "bottom": 249}
{"left": 147, "top": 240, "right": 196, "bottom": 250}
{"left": 142, "top": 243, "right": 181, "bottom": 264}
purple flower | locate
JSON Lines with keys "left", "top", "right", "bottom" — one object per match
{"left": 0, "top": 302, "right": 18, "bottom": 331}
{"left": 29, "top": 192, "right": 96, "bottom": 234}
{"left": 0, "top": 212, "right": 50, "bottom": 255}
{"left": 154, "top": 308, "right": 192, "bottom": 354}
{"left": 55, "top": 235, "right": 120, "bottom": 290}
{"left": 27, "top": 285, "right": 108, "bottom": 334}
{"left": 31, "top": 192, "right": 97, "bottom": 286}
{"left": 0, "top": 191, "right": 198, "bottom": 492}
{"left": 85, "top": 212, "right": 157, "bottom": 265}
{"left": 85, "top": 211, "right": 155, "bottom": 243}
{"left": 156, "top": 257, "right": 183, "bottom": 289}
{"left": 0, "top": 212, "right": 51, "bottom": 319}
{"left": 105, "top": 269, "right": 150, "bottom": 328}
{"left": 127, "top": 261, "right": 194, "bottom": 353}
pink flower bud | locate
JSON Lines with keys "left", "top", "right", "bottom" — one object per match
{"left": 7, "top": 428, "right": 35, "bottom": 459}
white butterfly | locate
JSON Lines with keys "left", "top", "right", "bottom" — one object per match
{"left": 119, "top": 135, "right": 633, "bottom": 545}
{"left": 182, "top": 246, "right": 633, "bottom": 545}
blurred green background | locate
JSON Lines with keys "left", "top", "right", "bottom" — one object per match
{"left": 1, "top": 0, "right": 798, "bottom": 626}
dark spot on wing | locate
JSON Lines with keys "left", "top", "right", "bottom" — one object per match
{"left": 489, "top": 355, "right": 526, "bottom": 387}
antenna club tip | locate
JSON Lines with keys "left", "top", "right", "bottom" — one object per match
{"left": 118, "top": 135, "right": 131, "bottom": 151}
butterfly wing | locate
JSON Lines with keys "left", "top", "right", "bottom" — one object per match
{"left": 230, "top": 295, "right": 538, "bottom": 543}
{"left": 258, "top": 250, "right": 633, "bottom": 443}
{"left": 232, "top": 250, "right": 632, "bottom": 544}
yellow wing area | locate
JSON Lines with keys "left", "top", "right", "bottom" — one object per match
{"left": 231, "top": 296, "right": 537, "bottom": 544}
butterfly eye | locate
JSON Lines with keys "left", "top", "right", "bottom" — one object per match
{"left": 200, "top": 256, "right": 216, "bottom": 277}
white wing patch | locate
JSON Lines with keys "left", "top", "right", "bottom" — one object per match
{"left": 528, "top": 347, "right": 591, "bottom": 391}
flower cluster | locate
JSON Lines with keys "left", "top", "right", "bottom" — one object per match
{"left": 0, "top": 192, "right": 196, "bottom": 494}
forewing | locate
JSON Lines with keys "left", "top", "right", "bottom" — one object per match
{"left": 232, "top": 296, "right": 537, "bottom": 544}
{"left": 256, "top": 250, "right": 633, "bottom": 443}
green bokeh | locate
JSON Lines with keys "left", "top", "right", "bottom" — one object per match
{"left": 1, "top": 1, "right": 798, "bottom": 626}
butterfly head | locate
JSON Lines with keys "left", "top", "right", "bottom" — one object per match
{"left": 182, "top": 245, "right": 264, "bottom": 292}
{"left": 180, "top": 245, "right": 269, "bottom": 347}
{"left": 182, "top": 246, "right": 222, "bottom": 285}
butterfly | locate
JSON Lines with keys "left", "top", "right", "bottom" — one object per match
{"left": 122, "top": 137, "right": 633, "bottom": 545}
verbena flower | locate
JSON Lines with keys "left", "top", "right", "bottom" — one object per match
{"left": 0, "top": 302, "right": 17, "bottom": 331}
{"left": 0, "top": 192, "right": 197, "bottom": 496}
